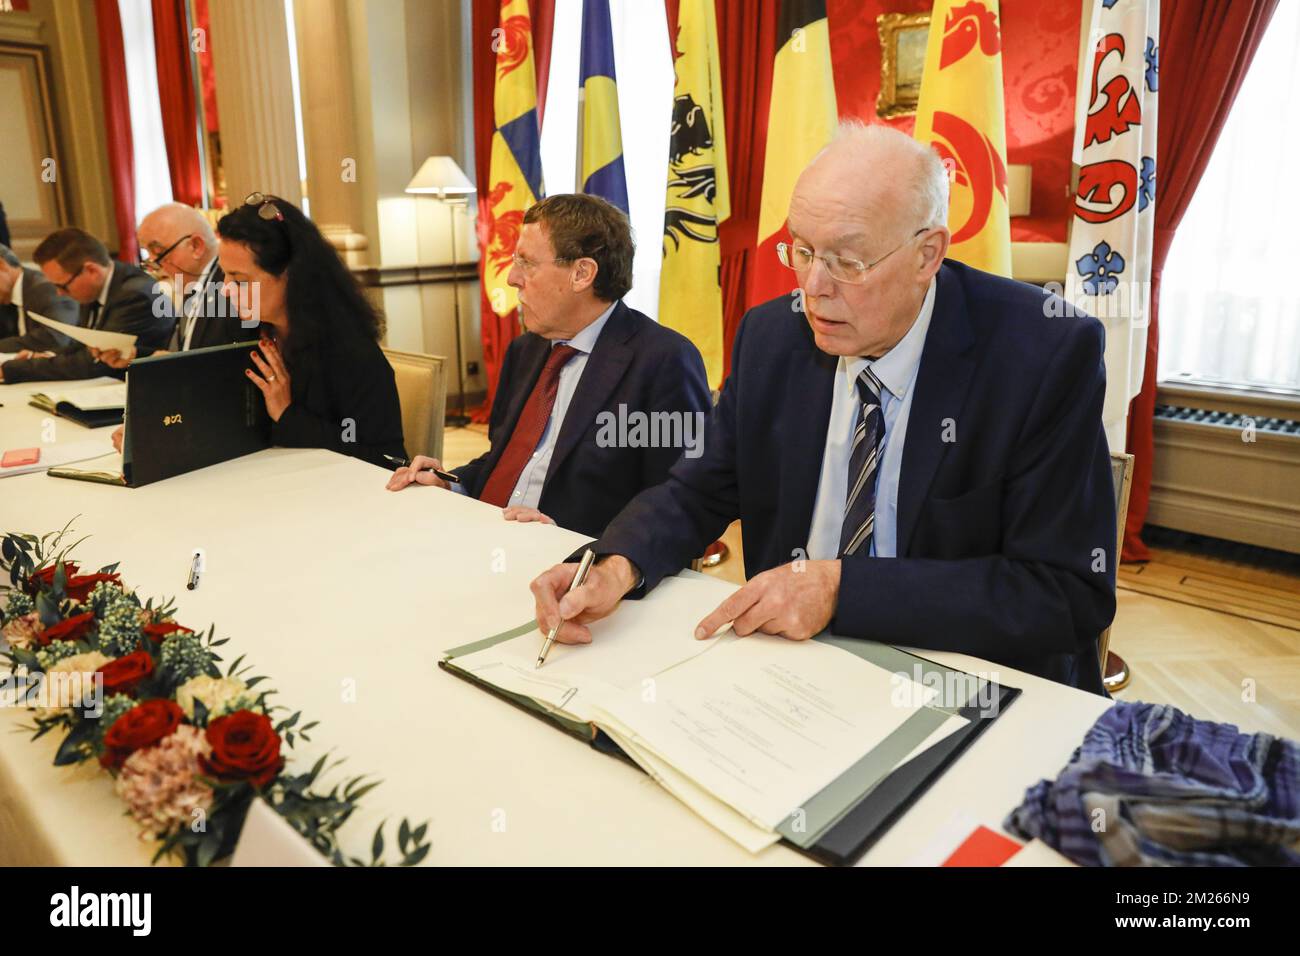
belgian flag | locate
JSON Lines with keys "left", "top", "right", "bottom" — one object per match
{"left": 748, "top": 0, "right": 838, "bottom": 307}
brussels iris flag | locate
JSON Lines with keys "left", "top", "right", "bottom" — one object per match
{"left": 578, "top": 0, "right": 629, "bottom": 212}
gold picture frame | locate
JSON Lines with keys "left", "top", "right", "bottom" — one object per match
{"left": 876, "top": 12, "right": 931, "bottom": 120}
{"left": 0, "top": 40, "right": 70, "bottom": 247}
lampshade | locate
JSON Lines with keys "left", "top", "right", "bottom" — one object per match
{"left": 405, "top": 156, "right": 476, "bottom": 200}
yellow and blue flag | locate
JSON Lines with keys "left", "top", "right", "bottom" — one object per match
{"left": 482, "top": 0, "right": 545, "bottom": 317}
{"left": 578, "top": 0, "right": 628, "bottom": 212}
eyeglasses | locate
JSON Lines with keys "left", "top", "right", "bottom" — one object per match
{"left": 139, "top": 234, "right": 193, "bottom": 276}
{"left": 53, "top": 262, "right": 86, "bottom": 294}
{"left": 244, "top": 192, "right": 285, "bottom": 222}
{"left": 510, "top": 253, "right": 575, "bottom": 275}
{"left": 777, "top": 228, "right": 928, "bottom": 284}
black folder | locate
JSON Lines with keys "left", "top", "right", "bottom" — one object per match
{"left": 46, "top": 342, "right": 269, "bottom": 487}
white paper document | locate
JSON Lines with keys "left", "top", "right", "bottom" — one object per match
{"left": 593, "top": 636, "right": 940, "bottom": 831}
{"left": 40, "top": 383, "right": 127, "bottom": 410}
{"left": 27, "top": 311, "right": 137, "bottom": 354}
{"left": 453, "top": 575, "right": 730, "bottom": 723}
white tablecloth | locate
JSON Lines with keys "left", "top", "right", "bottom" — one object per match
{"left": 0, "top": 379, "right": 1109, "bottom": 866}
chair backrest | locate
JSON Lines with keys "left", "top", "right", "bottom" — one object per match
{"left": 382, "top": 347, "right": 447, "bottom": 461}
{"left": 1098, "top": 452, "right": 1135, "bottom": 668}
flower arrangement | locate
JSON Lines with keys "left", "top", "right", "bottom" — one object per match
{"left": 0, "top": 521, "right": 430, "bottom": 867}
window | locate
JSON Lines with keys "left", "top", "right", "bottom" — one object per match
{"left": 1159, "top": 2, "right": 1300, "bottom": 393}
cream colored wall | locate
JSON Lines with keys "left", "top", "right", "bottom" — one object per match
{"left": 0, "top": 0, "right": 116, "bottom": 258}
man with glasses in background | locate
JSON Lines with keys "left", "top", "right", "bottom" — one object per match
{"left": 528, "top": 122, "right": 1118, "bottom": 695}
{"left": 0, "top": 242, "right": 81, "bottom": 355}
{"left": 387, "top": 192, "right": 711, "bottom": 538}
{"left": 93, "top": 202, "right": 250, "bottom": 370}
{"left": 0, "top": 227, "right": 170, "bottom": 384}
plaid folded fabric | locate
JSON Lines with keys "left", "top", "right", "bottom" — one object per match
{"left": 1005, "top": 701, "right": 1300, "bottom": 866}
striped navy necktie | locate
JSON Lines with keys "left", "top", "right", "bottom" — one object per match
{"left": 838, "top": 366, "right": 886, "bottom": 557}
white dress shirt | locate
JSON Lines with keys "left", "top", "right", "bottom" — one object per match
{"left": 806, "top": 277, "right": 936, "bottom": 560}
{"left": 456, "top": 302, "right": 616, "bottom": 509}
{"left": 11, "top": 267, "right": 23, "bottom": 334}
{"left": 178, "top": 257, "right": 219, "bottom": 351}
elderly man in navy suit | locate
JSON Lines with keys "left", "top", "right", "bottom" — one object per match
{"left": 387, "top": 193, "right": 711, "bottom": 538}
{"left": 530, "top": 122, "right": 1117, "bottom": 694}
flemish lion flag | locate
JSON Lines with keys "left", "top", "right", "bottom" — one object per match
{"left": 749, "top": 0, "right": 837, "bottom": 307}
{"left": 659, "top": 0, "right": 730, "bottom": 388}
{"left": 913, "top": 0, "right": 1012, "bottom": 276}
{"left": 481, "top": 0, "right": 545, "bottom": 318}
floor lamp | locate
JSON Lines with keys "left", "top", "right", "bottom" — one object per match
{"left": 407, "top": 156, "right": 476, "bottom": 427}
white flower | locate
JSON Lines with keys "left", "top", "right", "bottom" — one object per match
{"left": 1, "top": 612, "right": 41, "bottom": 651}
{"left": 36, "top": 650, "right": 113, "bottom": 717}
{"left": 175, "top": 675, "right": 253, "bottom": 721}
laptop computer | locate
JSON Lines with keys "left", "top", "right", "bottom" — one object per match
{"left": 46, "top": 341, "right": 270, "bottom": 487}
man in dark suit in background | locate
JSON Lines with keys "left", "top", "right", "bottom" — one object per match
{"left": 0, "top": 242, "right": 81, "bottom": 353}
{"left": 0, "top": 228, "right": 172, "bottom": 383}
{"left": 530, "top": 123, "right": 1117, "bottom": 694}
{"left": 387, "top": 193, "right": 711, "bottom": 538}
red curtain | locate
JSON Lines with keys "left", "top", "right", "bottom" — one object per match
{"left": 151, "top": 0, "right": 203, "bottom": 207}
{"left": 715, "top": 0, "right": 779, "bottom": 380}
{"left": 1122, "top": 0, "right": 1278, "bottom": 561}
{"left": 93, "top": 0, "right": 137, "bottom": 263}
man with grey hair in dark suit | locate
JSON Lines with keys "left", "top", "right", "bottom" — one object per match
{"left": 0, "top": 242, "right": 81, "bottom": 354}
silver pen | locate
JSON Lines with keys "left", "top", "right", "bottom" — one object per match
{"left": 536, "top": 548, "right": 596, "bottom": 669}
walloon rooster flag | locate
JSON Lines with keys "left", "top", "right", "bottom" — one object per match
{"left": 749, "top": 0, "right": 838, "bottom": 306}
{"left": 659, "top": 0, "right": 731, "bottom": 388}
{"left": 480, "top": 0, "right": 544, "bottom": 320}
{"left": 1066, "top": 0, "right": 1158, "bottom": 442}
{"left": 578, "top": 0, "right": 629, "bottom": 212}
{"left": 913, "top": 0, "right": 1013, "bottom": 276}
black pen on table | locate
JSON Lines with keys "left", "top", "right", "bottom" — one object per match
{"left": 536, "top": 548, "right": 596, "bottom": 669}
{"left": 383, "top": 453, "right": 459, "bottom": 485}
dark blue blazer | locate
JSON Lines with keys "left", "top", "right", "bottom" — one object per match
{"left": 455, "top": 299, "right": 711, "bottom": 538}
{"left": 592, "top": 260, "right": 1117, "bottom": 694}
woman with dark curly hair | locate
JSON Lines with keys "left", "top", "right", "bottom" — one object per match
{"left": 216, "top": 193, "right": 405, "bottom": 467}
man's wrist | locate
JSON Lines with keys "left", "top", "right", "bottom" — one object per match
{"left": 598, "top": 554, "right": 643, "bottom": 595}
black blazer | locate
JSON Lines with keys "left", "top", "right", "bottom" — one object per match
{"left": 591, "top": 260, "right": 1117, "bottom": 694}
{"left": 455, "top": 300, "right": 712, "bottom": 538}
{"left": 0, "top": 261, "right": 172, "bottom": 383}
{"left": 0, "top": 265, "right": 82, "bottom": 353}
{"left": 271, "top": 330, "right": 406, "bottom": 467}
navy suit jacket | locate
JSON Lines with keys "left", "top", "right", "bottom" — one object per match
{"left": 592, "top": 260, "right": 1117, "bottom": 694}
{"left": 455, "top": 300, "right": 711, "bottom": 538}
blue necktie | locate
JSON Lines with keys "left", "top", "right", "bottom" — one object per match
{"left": 838, "top": 367, "right": 885, "bottom": 557}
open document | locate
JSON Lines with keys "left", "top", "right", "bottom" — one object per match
{"left": 442, "top": 571, "right": 1013, "bottom": 863}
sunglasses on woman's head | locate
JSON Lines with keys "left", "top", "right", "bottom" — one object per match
{"left": 244, "top": 192, "right": 285, "bottom": 222}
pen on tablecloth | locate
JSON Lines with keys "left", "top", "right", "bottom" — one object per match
{"left": 536, "top": 548, "right": 596, "bottom": 670}
{"left": 382, "top": 453, "right": 459, "bottom": 485}
{"left": 187, "top": 550, "right": 203, "bottom": 591}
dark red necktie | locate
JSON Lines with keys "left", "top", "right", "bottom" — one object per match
{"left": 479, "top": 344, "right": 580, "bottom": 507}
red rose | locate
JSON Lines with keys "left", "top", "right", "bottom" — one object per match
{"left": 37, "top": 612, "right": 96, "bottom": 647}
{"left": 66, "top": 572, "right": 123, "bottom": 603}
{"left": 200, "top": 710, "right": 284, "bottom": 788}
{"left": 26, "top": 562, "right": 80, "bottom": 595}
{"left": 100, "top": 699, "right": 184, "bottom": 769}
{"left": 142, "top": 621, "right": 194, "bottom": 644}
{"left": 96, "top": 650, "right": 154, "bottom": 697}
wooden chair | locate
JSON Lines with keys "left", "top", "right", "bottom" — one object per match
{"left": 382, "top": 348, "right": 447, "bottom": 462}
{"left": 1100, "top": 452, "right": 1135, "bottom": 692}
